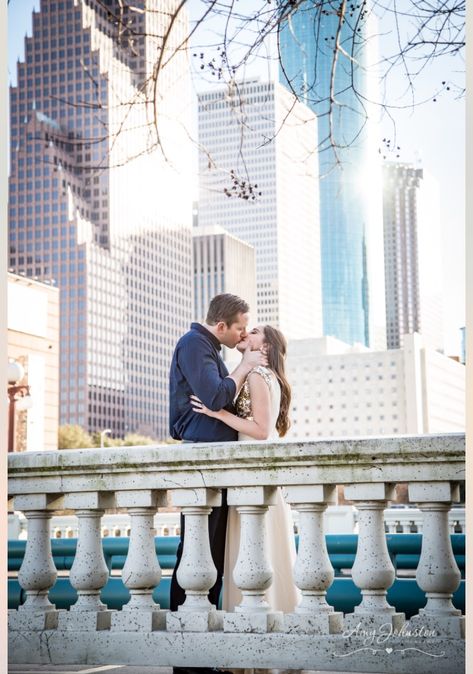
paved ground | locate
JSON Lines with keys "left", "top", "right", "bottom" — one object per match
{"left": 8, "top": 665, "right": 384, "bottom": 674}
{"left": 9, "top": 668, "right": 173, "bottom": 674}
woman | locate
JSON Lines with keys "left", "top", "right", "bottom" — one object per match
{"left": 191, "top": 325, "right": 299, "bottom": 614}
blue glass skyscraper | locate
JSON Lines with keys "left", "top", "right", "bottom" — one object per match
{"left": 279, "top": 1, "right": 384, "bottom": 347}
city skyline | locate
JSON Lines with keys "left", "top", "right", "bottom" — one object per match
{"left": 197, "top": 79, "right": 323, "bottom": 340}
{"left": 8, "top": 0, "right": 194, "bottom": 439}
{"left": 287, "top": 332, "right": 465, "bottom": 440}
{"left": 3, "top": 9, "right": 466, "bottom": 671}
{"left": 278, "top": 5, "right": 386, "bottom": 349}
{"left": 184, "top": 0, "right": 465, "bottom": 354}
{"left": 8, "top": 0, "right": 464, "bottom": 356}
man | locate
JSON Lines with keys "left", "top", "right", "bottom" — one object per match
{"left": 169, "top": 294, "right": 266, "bottom": 674}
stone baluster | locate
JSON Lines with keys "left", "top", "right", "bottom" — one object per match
{"left": 284, "top": 485, "right": 343, "bottom": 634}
{"left": 343, "top": 483, "right": 404, "bottom": 631}
{"left": 167, "top": 488, "right": 223, "bottom": 632}
{"left": 387, "top": 520, "right": 397, "bottom": 534}
{"left": 58, "top": 492, "right": 115, "bottom": 631}
{"left": 457, "top": 511, "right": 466, "bottom": 533}
{"left": 223, "top": 486, "right": 282, "bottom": 633}
{"left": 408, "top": 482, "right": 464, "bottom": 638}
{"left": 9, "top": 494, "right": 63, "bottom": 631}
{"left": 111, "top": 490, "right": 167, "bottom": 632}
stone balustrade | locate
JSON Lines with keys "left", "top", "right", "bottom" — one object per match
{"left": 8, "top": 511, "right": 183, "bottom": 540}
{"left": 8, "top": 433, "right": 465, "bottom": 673}
{"left": 383, "top": 505, "right": 465, "bottom": 534}
{"left": 9, "top": 506, "right": 466, "bottom": 540}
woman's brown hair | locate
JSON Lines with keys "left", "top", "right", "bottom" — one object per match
{"left": 263, "top": 326, "right": 291, "bottom": 437}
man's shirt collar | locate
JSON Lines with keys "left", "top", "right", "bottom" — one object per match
{"left": 190, "top": 322, "right": 222, "bottom": 351}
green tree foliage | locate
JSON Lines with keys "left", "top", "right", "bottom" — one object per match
{"left": 121, "top": 433, "right": 157, "bottom": 446}
{"left": 90, "top": 432, "right": 157, "bottom": 447}
{"left": 58, "top": 424, "right": 93, "bottom": 449}
{"left": 58, "top": 427, "right": 177, "bottom": 449}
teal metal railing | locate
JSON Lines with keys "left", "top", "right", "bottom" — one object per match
{"left": 8, "top": 534, "right": 465, "bottom": 618}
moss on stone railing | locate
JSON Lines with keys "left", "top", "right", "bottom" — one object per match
{"left": 8, "top": 433, "right": 465, "bottom": 674}
{"left": 8, "top": 433, "right": 465, "bottom": 497}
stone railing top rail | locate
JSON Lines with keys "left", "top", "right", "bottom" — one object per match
{"left": 8, "top": 433, "right": 465, "bottom": 497}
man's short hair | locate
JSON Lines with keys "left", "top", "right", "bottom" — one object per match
{"left": 206, "top": 294, "right": 249, "bottom": 327}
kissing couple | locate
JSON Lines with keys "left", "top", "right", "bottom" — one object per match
{"left": 169, "top": 293, "right": 299, "bottom": 674}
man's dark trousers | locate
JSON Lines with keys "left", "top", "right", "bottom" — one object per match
{"left": 170, "top": 489, "right": 228, "bottom": 611}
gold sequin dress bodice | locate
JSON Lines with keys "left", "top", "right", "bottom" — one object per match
{"left": 235, "top": 366, "right": 280, "bottom": 440}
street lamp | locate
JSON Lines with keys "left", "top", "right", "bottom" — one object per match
{"left": 8, "top": 361, "right": 33, "bottom": 453}
{"left": 100, "top": 428, "right": 112, "bottom": 449}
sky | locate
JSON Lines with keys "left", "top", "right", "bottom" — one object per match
{"left": 7, "top": 0, "right": 465, "bottom": 355}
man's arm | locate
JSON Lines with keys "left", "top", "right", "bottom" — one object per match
{"left": 178, "top": 340, "right": 236, "bottom": 411}
{"left": 191, "top": 370, "right": 272, "bottom": 439}
{"left": 178, "top": 340, "right": 267, "bottom": 411}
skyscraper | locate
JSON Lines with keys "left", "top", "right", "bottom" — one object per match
{"left": 383, "top": 163, "right": 444, "bottom": 352}
{"left": 287, "top": 332, "right": 464, "bottom": 439}
{"left": 279, "top": 2, "right": 386, "bottom": 348}
{"left": 8, "top": 0, "right": 193, "bottom": 439}
{"left": 192, "top": 225, "right": 257, "bottom": 325}
{"left": 8, "top": 273, "right": 60, "bottom": 452}
{"left": 198, "top": 79, "right": 322, "bottom": 340}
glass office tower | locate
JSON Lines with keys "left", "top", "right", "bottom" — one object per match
{"left": 8, "top": 0, "right": 193, "bottom": 439}
{"left": 198, "top": 80, "right": 323, "bottom": 340}
{"left": 279, "top": 1, "right": 385, "bottom": 347}
{"left": 383, "top": 163, "right": 444, "bottom": 352}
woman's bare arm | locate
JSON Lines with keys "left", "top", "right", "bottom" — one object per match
{"left": 190, "top": 371, "right": 272, "bottom": 440}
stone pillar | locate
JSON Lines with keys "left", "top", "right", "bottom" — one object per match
{"left": 166, "top": 488, "right": 223, "bottom": 632}
{"left": 343, "top": 483, "right": 404, "bottom": 631}
{"left": 9, "top": 494, "right": 63, "bottom": 632}
{"left": 408, "top": 482, "right": 464, "bottom": 638}
{"left": 58, "top": 492, "right": 115, "bottom": 631}
{"left": 284, "top": 485, "right": 343, "bottom": 634}
{"left": 111, "top": 490, "right": 167, "bottom": 632}
{"left": 224, "top": 486, "right": 282, "bottom": 633}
